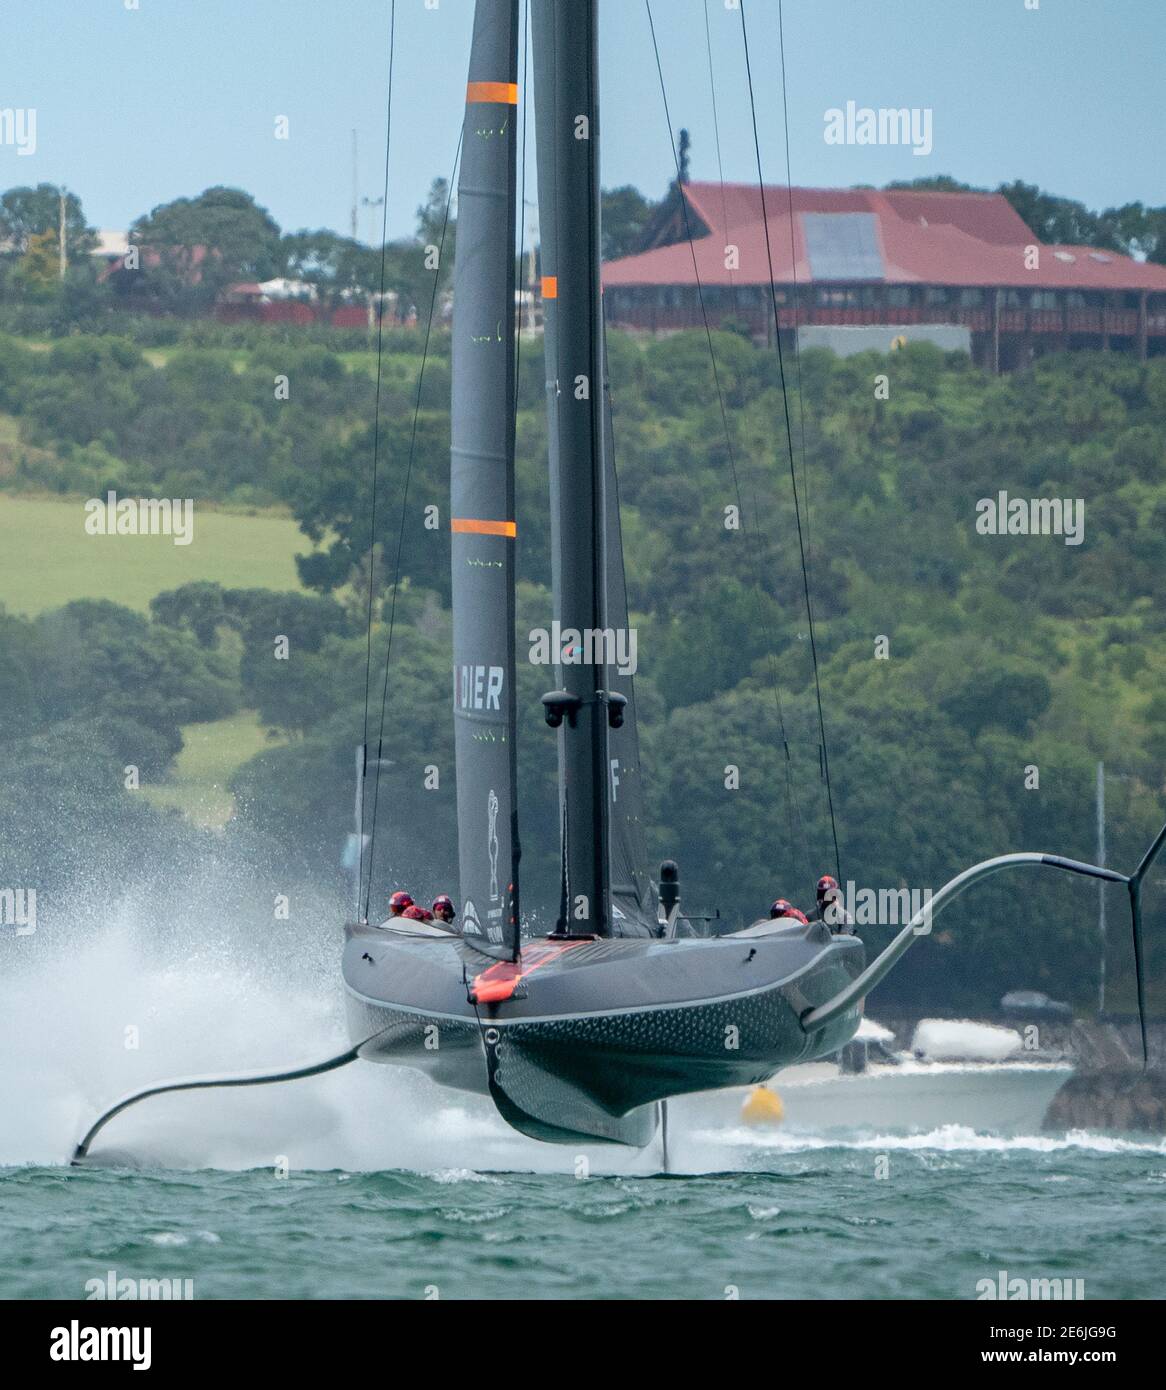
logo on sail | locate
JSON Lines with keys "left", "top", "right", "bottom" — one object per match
{"left": 488, "top": 790, "right": 500, "bottom": 902}
{"left": 463, "top": 896, "right": 502, "bottom": 946}
{"left": 455, "top": 664, "right": 505, "bottom": 712}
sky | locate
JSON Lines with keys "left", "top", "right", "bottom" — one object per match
{"left": 2, "top": 0, "right": 1164, "bottom": 244}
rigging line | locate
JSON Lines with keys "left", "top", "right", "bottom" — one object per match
{"left": 702, "top": 0, "right": 738, "bottom": 319}
{"left": 750, "top": 479, "right": 812, "bottom": 885}
{"left": 362, "top": 132, "right": 464, "bottom": 922}
{"left": 644, "top": 0, "right": 813, "bottom": 882}
{"left": 601, "top": 298, "right": 661, "bottom": 907}
{"left": 769, "top": 0, "right": 813, "bottom": 887}
{"left": 358, "top": 0, "right": 398, "bottom": 921}
{"left": 738, "top": 0, "right": 842, "bottom": 886}
{"left": 775, "top": 0, "right": 812, "bottom": 600}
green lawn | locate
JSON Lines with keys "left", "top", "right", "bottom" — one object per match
{"left": 0, "top": 494, "right": 308, "bottom": 615}
{"left": 141, "top": 347, "right": 251, "bottom": 372}
{"left": 142, "top": 709, "right": 288, "bottom": 828}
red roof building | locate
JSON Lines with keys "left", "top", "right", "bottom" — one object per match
{"left": 601, "top": 184, "right": 1166, "bottom": 369}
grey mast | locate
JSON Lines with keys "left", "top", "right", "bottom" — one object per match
{"left": 450, "top": 0, "right": 521, "bottom": 960}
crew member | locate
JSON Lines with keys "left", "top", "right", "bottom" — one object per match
{"left": 768, "top": 898, "right": 810, "bottom": 925}
{"left": 807, "top": 874, "right": 855, "bottom": 934}
{"left": 402, "top": 902, "right": 435, "bottom": 923}
{"left": 432, "top": 895, "right": 456, "bottom": 926}
{"left": 388, "top": 891, "right": 414, "bottom": 917}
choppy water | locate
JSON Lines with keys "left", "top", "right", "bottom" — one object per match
{"left": 3, "top": 893, "right": 1164, "bottom": 1300}
{"left": 5, "top": 1139, "right": 1166, "bottom": 1300}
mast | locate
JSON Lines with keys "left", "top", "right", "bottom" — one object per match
{"left": 533, "top": 0, "right": 613, "bottom": 936}
{"left": 451, "top": 0, "right": 521, "bottom": 961}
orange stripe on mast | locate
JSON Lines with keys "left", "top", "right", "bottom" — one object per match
{"left": 451, "top": 518, "right": 517, "bottom": 537}
{"left": 466, "top": 81, "right": 518, "bottom": 105}
{"left": 541, "top": 275, "right": 558, "bottom": 299}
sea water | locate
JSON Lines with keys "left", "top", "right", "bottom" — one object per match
{"left": 2, "top": 891, "right": 1163, "bottom": 1301}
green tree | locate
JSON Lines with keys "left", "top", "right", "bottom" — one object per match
{"left": 0, "top": 184, "right": 96, "bottom": 258}
{"left": 601, "top": 185, "right": 658, "bottom": 260}
{"left": 129, "top": 186, "right": 283, "bottom": 307}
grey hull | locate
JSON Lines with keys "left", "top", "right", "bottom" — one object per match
{"left": 343, "top": 919, "right": 864, "bottom": 1146}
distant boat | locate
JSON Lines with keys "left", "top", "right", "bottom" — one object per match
{"left": 702, "top": 1020, "right": 1073, "bottom": 1138}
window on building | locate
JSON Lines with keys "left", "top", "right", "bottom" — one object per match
{"left": 959, "top": 288, "right": 984, "bottom": 307}
{"left": 1031, "top": 291, "right": 1059, "bottom": 310}
{"left": 924, "top": 287, "right": 949, "bottom": 306}
{"left": 885, "top": 286, "right": 912, "bottom": 308}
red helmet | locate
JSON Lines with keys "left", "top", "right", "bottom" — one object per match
{"left": 816, "top": 875, "right": 839, "bottom": 902}
{"left": 769, "top": 898, "right": 795, "bottom": 919}
{"left": 389, "top": 891, "right": 414, "bottom": 915}
{"left": 432, "top": 895, "right": 456, "bottom": 922}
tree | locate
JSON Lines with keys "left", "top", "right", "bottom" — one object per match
{"left": 416, "top": 177, "right": 455, "bottom": 252}
{"left": 677, "top": 128, "right": 692, "bottom": 185}
{"left": 884, "top": 175, "right": 980, "bottom": 194}
{"left": 995, "top": 180, "right": 1121, "bottom": 249}
{"left": 13, "top": 230, "right": 60, "bottom": 292}
{"left": 280, "top": 228, "right": 382, "bottom": 303}
{"left": 129, "top": 186, "right": 283, "bottom": 306}
{"left": 0, "top": 184, "right": 96, "bottom": 258}
{"left": 601, "top": 185, "right": 659, "bottom": 260}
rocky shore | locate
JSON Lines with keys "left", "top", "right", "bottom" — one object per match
{"left": 1041, "top": 1019, "right": 1166, "bottom": 1133}
{"left": 1044, "top": 1067, "right": 1166, "bottom": 1132}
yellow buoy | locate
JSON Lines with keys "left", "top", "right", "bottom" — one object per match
{"left": 891, "top": 334, "right": 908, "bottom": 351}
{"left": 740, "top": 1085, "right": 784, "bottom": 1127}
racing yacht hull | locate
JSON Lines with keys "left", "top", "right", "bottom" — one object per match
{"left": 343, "top": 917, "right": 865, "bottom": 1146}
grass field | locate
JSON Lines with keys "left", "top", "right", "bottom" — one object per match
{"left": 0, "top": 494, "right": 308, "bottom": 615}
{"left": 141, "top": 709, "right": 288, "bottom": 828}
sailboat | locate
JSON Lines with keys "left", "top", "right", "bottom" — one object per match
{"left": 72, "top": 0, "right": 1162, "bottom": 1165}
{"left": 342, "top": 0, "right": 863, "bottom": 1147}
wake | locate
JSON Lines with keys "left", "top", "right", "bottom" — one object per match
{"left": 0, "top": 884, "right": 656, "bottom": 1174}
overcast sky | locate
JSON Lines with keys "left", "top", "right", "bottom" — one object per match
{"left": 3, "top": 0, "right": 1163, "bottom": 242}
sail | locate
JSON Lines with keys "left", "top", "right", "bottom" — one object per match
{"left": 451, "top": 0, "right": 521, "bottom": 961}
{"left": 600, "top": 355, "right": 656, "bottom": 928}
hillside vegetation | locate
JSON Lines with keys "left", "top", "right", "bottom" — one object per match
{"left": 1, "top": 321, "right": 1163, "bottom": 1012}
